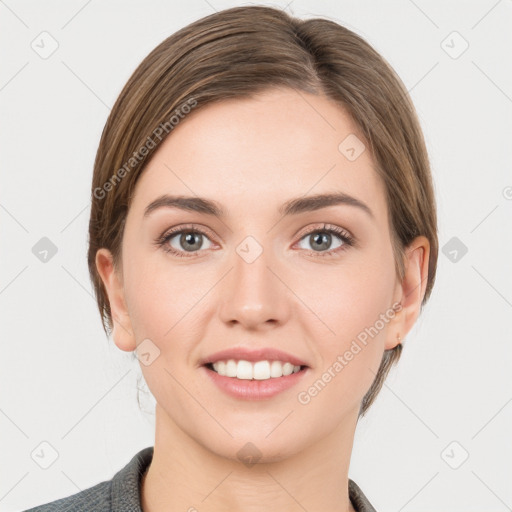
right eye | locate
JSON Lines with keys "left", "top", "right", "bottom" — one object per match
{"left": 155, "top": 225, "right": 216, "bottom": 258}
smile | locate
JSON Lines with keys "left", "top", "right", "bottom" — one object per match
{"left": 207, "top": 359, "right": 303, "bottom": 380}
{"left": 202, "top": 360, "right": 308, "bottom": 400}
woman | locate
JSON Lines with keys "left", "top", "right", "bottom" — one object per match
{"left": 26, "top": 4, "right": 437, "bottom": 511}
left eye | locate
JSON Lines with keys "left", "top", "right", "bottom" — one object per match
{"left": 296, "top": 230, "right": 346, "bottom": 252}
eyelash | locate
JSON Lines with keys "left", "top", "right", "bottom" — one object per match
{"left": 154, "top": 223, "right": 355, "bottom": 259}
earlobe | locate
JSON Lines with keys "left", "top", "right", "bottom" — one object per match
{"left": 384, "top": 308, "right": 405, "bottom": 350}
{"left": 95, "top": 248, "right": 137, "bottom": 352}
{"left": 385, "top": 236, "right": 430, "bottom": 350}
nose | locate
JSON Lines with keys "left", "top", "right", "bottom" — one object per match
{"left": 217, "top": 238, "right": 291, "bottom": 331}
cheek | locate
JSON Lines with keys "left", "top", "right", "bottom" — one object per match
{"left": 125, "top": 253, "right": 208, "bottom": 340}
{"left": 300, "top": 254, "right": 395, "bottom": 341}
{"left": 296, "top": 252, "right": 396, "bottom": 391}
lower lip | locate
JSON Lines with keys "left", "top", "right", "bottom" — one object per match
{"left": 202, "top": 365, "right": 309, "bottom": 400}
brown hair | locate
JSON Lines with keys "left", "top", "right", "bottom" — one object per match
{"left": 87, "top": 5, "right": 438, "bottom": 417}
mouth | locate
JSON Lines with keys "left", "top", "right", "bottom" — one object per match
{"left": 202, "top": 359, "right": 309, "bottom": 400}
{"left": 199, "top": 347, "right": 310, "bottom": 399}
{"left": 203, "top": 359, "right": 308, "bottom": 380}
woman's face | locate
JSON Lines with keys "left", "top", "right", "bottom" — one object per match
{"left": 99, "top": 87, "right": 409, "bottom": 462}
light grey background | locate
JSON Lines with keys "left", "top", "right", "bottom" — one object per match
{"left": 1, "top": 1, "right": 511, "bottom": 511}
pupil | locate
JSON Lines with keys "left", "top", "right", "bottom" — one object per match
{"left": 312, "top": 232, "right": 330, "bottom": 250}
{"left": 181, "top": 232, "right": 201, "bottom": 251}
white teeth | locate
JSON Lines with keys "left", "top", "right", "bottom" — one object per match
{"left": 210, "top": 359, "right": 303, "bottom": 380}
{"left": 237, "top": 360, "right": 253, "bottom": 380}
{"left": 282, "top": 362, "right": 294, "bottom": 376}
{"left": 253, "top": 361, "right": 270, "bottom": 380}
{"left": 225, "top": 359, "right": 238, "bottom": 377}
{"left": 270, "top": 360, "right": 283, "bottom": 378}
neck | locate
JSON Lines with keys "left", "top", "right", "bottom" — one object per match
{"left": 141, "top": 403, "right": 358, "bottom": 512}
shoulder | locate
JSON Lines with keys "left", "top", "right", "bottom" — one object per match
{"left": 23, "top": 446, "right": 154, "bottom": 512}
{"left": 23, "top": 480, "right": 111, "bottom": 512}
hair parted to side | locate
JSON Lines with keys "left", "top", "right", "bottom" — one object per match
{"left": 87, "top": 5, "right": 438, "bottom": 417}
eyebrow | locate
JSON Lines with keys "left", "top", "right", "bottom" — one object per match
{"left": 143, "top": 192, "right": 374, "bottom": 220}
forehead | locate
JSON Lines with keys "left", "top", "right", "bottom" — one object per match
{"left": 129, "top": 88, "right": 387, "bottom": 222}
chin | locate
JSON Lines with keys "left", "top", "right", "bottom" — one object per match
{"left": 214, "top": 437, "right": 304, "bottom": 466}
{"left": 199, "top": 423, "right": 310, "bottom": 464}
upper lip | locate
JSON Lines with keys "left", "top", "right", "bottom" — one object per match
{"left": 200, "top": 347, "right": 309, "bottom": 367}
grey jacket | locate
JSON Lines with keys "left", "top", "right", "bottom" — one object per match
{"left": 24, "top": 446, "right": 377, "bottom": 511}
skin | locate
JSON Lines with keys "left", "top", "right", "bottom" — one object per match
{"left": 96, "top": 87, "right": 430, "bottom": 512}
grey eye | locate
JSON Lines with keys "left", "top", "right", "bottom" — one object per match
{"left": 169, "top": 232, "right": 213, "bottom": 252}
{"left": 297, "top": 231, "right": 344, "bottom": 252}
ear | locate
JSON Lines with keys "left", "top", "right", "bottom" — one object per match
{"left": 385, "top": 235, "right": 430, "bottom": 350}
{"left": 95, "top": 248, "right": 137, "bottom": 352}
